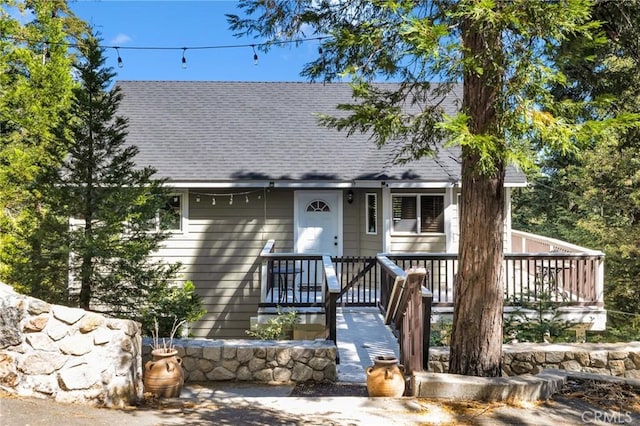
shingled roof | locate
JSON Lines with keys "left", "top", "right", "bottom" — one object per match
{"left": 115, "top": 81, "right": 525, "bottom": 186}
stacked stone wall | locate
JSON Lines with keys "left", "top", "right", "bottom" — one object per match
{"left": 0, "top": 283, "right": 143, "bottom": 407}
{"left": 429, "top": 342, "right": 640, "bottom": 378}
{"left": 142, "top": 338, "right": 337, "bottom": 383}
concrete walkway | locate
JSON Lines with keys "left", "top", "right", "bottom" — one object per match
{"left": 335, "top": 306, "right": 400, "bottom": 383}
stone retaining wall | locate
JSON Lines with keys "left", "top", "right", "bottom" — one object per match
{"left": 429, "top": 342, "right": 640, "bottom": 378}
{"left": 142, "top": 338, "right": 337, "bottom": 383}
{"left": 0, "top": 283, "right": 142, "bottom": 407}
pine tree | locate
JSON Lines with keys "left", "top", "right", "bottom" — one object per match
{"left": 0, "top": 0, "right": 87, "bottom": 302}
{"left": 513, "top": 0, "right": 640, "bottom": 334}
{"left": 54, "top": 33, "right": 203, "bottom": 334}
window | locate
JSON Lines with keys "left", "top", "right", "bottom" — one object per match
{"left": 366, "top": 193, "right": 378, "bottom": 234}
{"left": 306, "top": 200, "right": 330, "bottom": 212}
{"left": 392, "top": 194, "right": 444, "bottom": 234}
{"left": 158, "top": 194, "right": 184, "bottom": 232}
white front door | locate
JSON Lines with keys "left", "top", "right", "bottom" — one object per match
{"left": 295, "top": 191, "right": 342, "bottom": 287}
{"left": 295, "top": 191, "right": 342, "bottom": 256}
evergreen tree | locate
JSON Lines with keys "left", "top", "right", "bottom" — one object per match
{"left": 0, "top": 0, "right": 87, "bottom": 302}
{"left": 513, "top": 0, "right": 640, "bottom": 333}
{"left": 54, "top": 34, "right": 203, "bottom": 335}
{"left": 228, "top": 0, "right": 631, "bottom": 376}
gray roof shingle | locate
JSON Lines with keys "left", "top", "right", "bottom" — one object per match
{"left": 115, "top": 81, "right": 525, "bottom": 185}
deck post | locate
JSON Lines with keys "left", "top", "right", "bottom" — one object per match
{"left": 595, "top": 255, "right": 605, "bottom": 307}
{"left": 421, "top": 287, "right": 433, "bottom": 371}
{"left": 259, "top": 240, "right": 276, "bottom": 304}
{"left": 322, "top": 255, "right": 341, "bottom": 360}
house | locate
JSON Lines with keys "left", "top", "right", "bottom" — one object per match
{"left": 116, "top": 81, "right": 605, "bottom": 339}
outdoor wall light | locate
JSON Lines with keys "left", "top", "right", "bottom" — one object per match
{"left": 347, "top": 189, "right": 354, "bottom": 204}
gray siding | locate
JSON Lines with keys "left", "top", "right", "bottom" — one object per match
{"left": 154, "top": 189, "right": 294, "bottom": 339}
{"left": 343, "top": 189, "right": 383, "bottom": 257}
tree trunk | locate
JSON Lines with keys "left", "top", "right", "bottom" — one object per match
{"left": 448, "top": 13, "right": 505, "bottom": 377}
{"left": 449, "top": 157, "right": 505, "bottom": 376}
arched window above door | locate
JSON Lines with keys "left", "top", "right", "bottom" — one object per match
{"left": 306, "top": 200, "right": 330, "bottom": 212}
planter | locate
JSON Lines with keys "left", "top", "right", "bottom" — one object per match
{"left": 143, "top": 349, "right": 184, "bottom": 398}
{"left": 293, "top": 323, "right": 326, "bottom": 340}
{"left": 366, "top": 355, "right": 406, "bottom": 397}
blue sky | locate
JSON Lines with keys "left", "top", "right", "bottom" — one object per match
{"left": 69, "top": 1, "right": 320, "bottom": 82}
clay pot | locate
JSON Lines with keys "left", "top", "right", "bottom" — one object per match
{"left": 143, "top": 349, "right": 184, "bottom": 398}
{"left": 366, "top": 355, "right": 406, "bottom": 397}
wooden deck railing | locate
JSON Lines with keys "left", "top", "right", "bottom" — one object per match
{"left": 378, "top": 256, "right": 432, "bottom": 375}
{"left": 258, "top": 236, "right": 605, "bottom": 370}
{"left": 259, "top": 240, "right": 340, "bottom": 347}
{"left": 382, "top": 252, "right": 604, "bottom": 307}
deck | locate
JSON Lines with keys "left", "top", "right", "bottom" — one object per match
{"left": 257, "top": 229, "right": 606, "bottom": 341}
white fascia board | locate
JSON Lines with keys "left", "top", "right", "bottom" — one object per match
{"left": 168, "top": 181, "right": 357, "bottom": 189}
{"left": 386, "top": 181, "right": 458, "bottom": 189}
{"left": 167, "top": 180, "right": 530, "bottom": 189}
{"left": 504, "top": 182, "right": 528, "bottom": 188}
{"left": 167, "top": 181, "right": 272, "bottom": 189}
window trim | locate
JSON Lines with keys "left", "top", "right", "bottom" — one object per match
{"left": 366, "top": 193, "right": 378, "bottom": 235}
{"left": 390, "top": 193, "right": 445, "bottom": 235}
{"left": 156, "top": 191, "right": 188, "bottom": 234}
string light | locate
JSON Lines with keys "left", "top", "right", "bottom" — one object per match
{"left": 6, "top": 35, "right": 330, "bottom": 70}
{"left": 115, "top": 47, "right": 123, "bottom": 68}
{"left": 252, "top": 45, "right": 258, "bottom": 65}
{"left": 191, "top": 189, "right": 265, "bottom": 207}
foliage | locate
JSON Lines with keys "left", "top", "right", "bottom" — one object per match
{"left": 512, "top": 0, "right": 640, "bottom": 330}
{"left": 140, "top": 281, "right": 206, "bottom": 337}
{"left": 586, "top": 311, "right": 640, "bottom": 343}
{"left": 429, "top": 319, "right": 452, "bottom": 347}
{"left": 50, "top": 33, "right": 204, "bottom": 333}
{"left": 0, "top": 0, "right": 88, "bottom": 302}
{"left": 503, "top": 276, "right": 578, "bottom": 344}
{"left": 228, "top": 0, "right": 628, "bottom": 376}
{"left": 246, "top": 307, "right": 299, "bottom": 340}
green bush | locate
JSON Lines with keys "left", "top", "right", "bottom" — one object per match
{"left": 140, "top": 280, "right": 206, "bottom": 337}
{"left": 246, "top": 308, "right": 299, "bottom": 340}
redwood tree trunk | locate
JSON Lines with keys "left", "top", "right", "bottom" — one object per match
{"left": 448, "top": 13, "right": 506, "bottom": 377}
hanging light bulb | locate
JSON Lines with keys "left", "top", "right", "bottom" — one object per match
{"left": 195, "top": 194, "right": 201, "bottom": 203}
{"left": 212, "top": 197, "right": 216, "bottom": 205}
{"left": 245, "top": 195, "right": 249, "bottom": 203}
{"left": 252, "top": 45, "right": 258, "bottom": 65}
{"left": 181, "top": 48, "right": 187, "bottom": 69}
{"left": 229, "top": 194, "right": 234, "bottom": 205}
{"left": 115, "top": 47, "right": 123, "bottom": 68}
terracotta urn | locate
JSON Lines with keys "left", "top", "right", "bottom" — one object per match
{"left": 366, "top": 355, "right": 406, "bottom": 397}
{"left": 143, "top": 349, "right": 185, "bottom": 398}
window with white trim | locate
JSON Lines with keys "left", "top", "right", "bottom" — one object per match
{"left": 366, "top": 193, "right": 377, "bottom": 234}
{"left": 391, "top": 194, "right": 444, "bottom": 234}
{"left": 157, "top": 193, "right": 184, "bottom": 232}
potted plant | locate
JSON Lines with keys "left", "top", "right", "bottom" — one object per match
{"left": 143, "top": 318, "right": 185, "bottom": 398}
